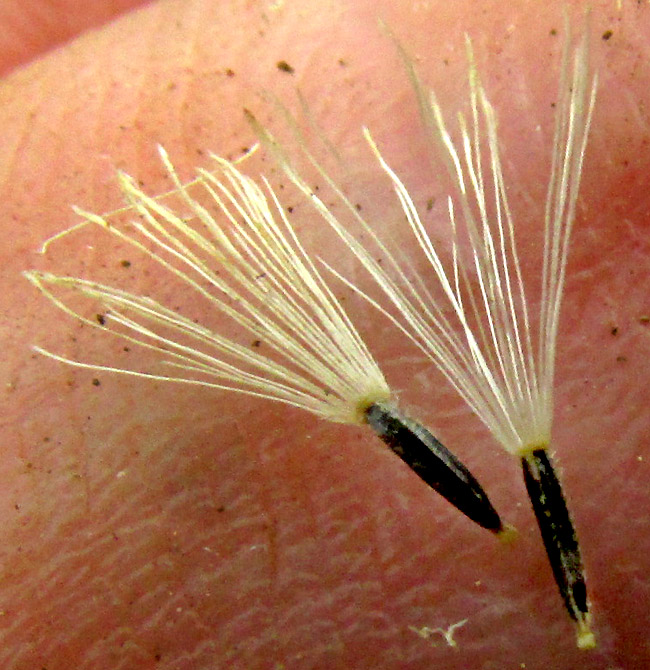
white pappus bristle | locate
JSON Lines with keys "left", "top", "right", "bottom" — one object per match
{"left": 396, "top": 30, "right": 596, "bottom": 456}
{"left": 24, "top": 149, "right": 392, "bottom": 425}
{"left": 266, "top": 27, "right": 597, "bottom": 457}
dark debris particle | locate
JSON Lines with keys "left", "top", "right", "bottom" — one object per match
{"left": 252, "top": 340, "right": 262, "bottom": 348}
{"left": 550, "top": 28, "right": 558, "bottom": 36}
{"left": 616, "top": 355, "right": 627, "bottom": 363}
{"left": 276, "top": 60, "right": 295, "bottom": 74}
{"left": 92, "top": 378, "right": 101, "bottom": 387}
{"left": 96, "top": 314, "right": 106, "bottom": 326}
{"left": 217, "top": 505, "right": 226, "bottom": 512}
{"left": 287, "top": 206, "right": 294, "bottom": 213}
{"left": 426, "top": 197, "right": 435, "bottom": 211}
{"left": 225, "top": 68, "right": 235, "bottom": 77}
{"left": 338, "top": 58, "right": 347, "bottom": 67}
{"left": 602, "top": 30, "right": 613, "bottom": 41}
{"left": 120, "top": 260, "right": 131, "bottom": 268}
{"left": 639, "top": 315, "right": 649, "bottom": 324}
{"left": 611, "top": 326, "right": 619, "bottom": 336}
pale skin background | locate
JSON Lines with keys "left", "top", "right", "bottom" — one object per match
{"left": 1, "top": 0, "right": 649, "bottom": 668}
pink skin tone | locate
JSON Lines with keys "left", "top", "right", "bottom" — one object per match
{"left": 0, "top": 0, "right": 154, "bottom": 78}
{"left": 1, "top": 1, "right": 649, "bottom": 668}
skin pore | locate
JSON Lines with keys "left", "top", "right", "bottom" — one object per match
{"left": 1, "top": 0, "right": 650, "bottom": 668}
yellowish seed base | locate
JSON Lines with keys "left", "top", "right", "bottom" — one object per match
{"left": 496, "top": 523, "right": 518, "bottom": 544}
{"left": 576, "top": 619, "right": 597, "bottom": 650}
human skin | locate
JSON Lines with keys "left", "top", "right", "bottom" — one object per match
{"left": 0, "top": 0, "right": 153, "bottom": 77}
{"left": 1, "top": 0, "right": 649, "bottom": 668}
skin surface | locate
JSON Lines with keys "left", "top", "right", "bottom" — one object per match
{"left": 0, "top": 0, "right": 153, "bottom": 77}
{"left": 1, "top": 1, "right": 650, "bottom": 669}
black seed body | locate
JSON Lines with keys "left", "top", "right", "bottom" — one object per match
{"left": 521, "top": 449, "right": 593, "bottom": 646}
{"left": 365, "top": 403, "right": 503, "bottom": 534}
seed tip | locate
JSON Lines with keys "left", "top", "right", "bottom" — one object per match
{"left": 576, "top": 618, "right": 597, "bottom": 650}
{"left": 496, "top": 523, "right": 518, "bottom": 544}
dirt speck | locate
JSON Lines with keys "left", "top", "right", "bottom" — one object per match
{"left": 276, "top": 60, "right": 295, "bottom": 74}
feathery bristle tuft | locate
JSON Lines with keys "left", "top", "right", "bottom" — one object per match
{"left": 25, "top": 151, "right": 391, "bottom": 425}
{"left": 264, "top": 26, "right": 597, "bottom": 456}
{"left": 388, "top": 26, "right": 597, "bottom": 456}
{"left": 26, "top": 143, "right": 507, "bottom": 534}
